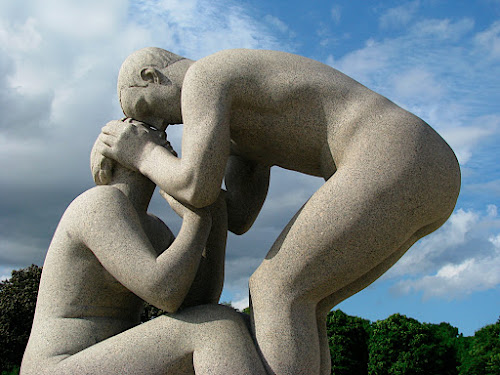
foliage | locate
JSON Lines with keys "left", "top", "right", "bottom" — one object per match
{"left": 0, "top": 366, "right": 19, "bottom": 375}
{"left": 0, "top": 265, "right": 42, "bottom": 372}
{"left": 140, "top": 302, "right": 167, "bottom": 322}
{"left": 458, "top": 318, "right": 500, "bottom": 375}
{"left": 368, "top": 313, "right": 459, "bottom": 375}
{"left": 326, "top": 309, "right": 371, "bottom": 375}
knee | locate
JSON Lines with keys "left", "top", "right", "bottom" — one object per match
{"left": 249, "top": 266, "right": 307, "bottom": 308}
{"left": 187, "top": 304, "right": 248, "bottom": 331}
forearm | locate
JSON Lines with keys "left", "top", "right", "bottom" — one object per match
{"left": 140, "top": 144, "right": 221, "bottom": 208}
{"left": 181, "top": 194, "right": 228, "bottom": 308}
{"left": 139, "top": 144, "right": 192, "bottom": 202}
{"left": 154, "top": 211, "right": 212, "bottom": 312}
{"left": 225, "top": 155, "right": 270, "bottom": 234}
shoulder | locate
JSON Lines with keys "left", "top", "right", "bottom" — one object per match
{"left": 69, "top": 186, "right": 126, "bottom": 212}
{"left": 185, "top": 49, "right": 259, "bottom": 82}
{"left": 63, "top": 186, "right": 130, "bottom": 230}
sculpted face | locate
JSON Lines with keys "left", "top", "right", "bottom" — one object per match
{"left": 117, "top": 47, "right": 186, "bottom": 130}
{"left": 119, "top": 83, "right": 182, "bottom": 130}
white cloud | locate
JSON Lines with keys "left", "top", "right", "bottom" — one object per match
{"left": 379, "top": 1, "right": 419, "bottom": 29}
{"left": 395, "top": 239, "right": 500, "bottom": 299}
{"left": 232, "top": 296, "right": 250, "bottom": 311}
{"left": 264, "top": 15, "right": 290, "bottom": 34}
{"left": 411, "top": 18, "right": 475, "bottom": 41}
{"left": 327, "top": 17, "right": 500, "bottom": 167}
{"left": 329, "top": 39, "right": 393, "bottom": 82}
{"left": 391, "top": 68, "right": 444, "bottom": 101}
{"left": 331, "top": 5, "right": 341, "bottom": 25}
{"left": 389, "top": 206, "right": 500, "bottom": 299}
{"left": 475, "top": 20, "right": 500, "bottom": 59}
{"left": 0, "top": 0, "right": 293, "bottom": 279}
{"left": 438, "top": 115, "right": 499, "bottom": 164}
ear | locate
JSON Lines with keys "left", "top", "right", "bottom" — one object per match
{"left": 140, "top": 67, "right": 161, "bottom": 84}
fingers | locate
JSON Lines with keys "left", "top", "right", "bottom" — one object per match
{"left": 98, "top": 133, "right": 115, "bottom": 147}
{"left": 101, "top": 120, "right": 124, "bottom": 135}
{"left": 94, "top": 138, "right": 111, "bottom": 158}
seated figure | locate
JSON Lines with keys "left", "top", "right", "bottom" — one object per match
{"left": 21, "top": 120, "right": 266, "bottom": 375}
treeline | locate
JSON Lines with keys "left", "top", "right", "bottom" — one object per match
{"left": 325, "top": 309, "right": 499, "bottom": 375}
{"left": 1, "top": 265, "right": 499, "bottom": 374}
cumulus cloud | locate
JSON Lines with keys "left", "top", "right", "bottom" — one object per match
{"left": 329, "top": 38, "right": 393, "bottom": 83}
{"left": 395, "top": 235, "right": 500, "bottom": 300}
{"left": 389, "top": 205, "right": 500, "bottom": 299}
{"left": 0, "top": 0, "right": 293, "bottom": 279}
{"left": 327, "top": 17, "right": 500, "bottom": 167}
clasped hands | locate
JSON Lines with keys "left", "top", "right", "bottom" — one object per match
{"left": 97, "top": 118, "right": 177, "bottom": 173}
{"left": 97, "top": 118, "right": 225, "bottom": 220}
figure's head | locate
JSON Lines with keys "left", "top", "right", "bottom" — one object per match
{"left": 117, "top": 47, "right": 189, "bottom": 129}
{"left": 90, "top": 119, "right": 169, "bottom": 185}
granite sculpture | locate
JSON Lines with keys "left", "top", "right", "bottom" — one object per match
{"left": 96, "top": 47, "right": 461, "bottom": 375}
{"left": 20, "top": 120, "right": 266, "bottom": 375}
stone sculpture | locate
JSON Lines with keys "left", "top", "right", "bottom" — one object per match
{"left": 20, "top": 120, "right": 267, "bottom": 375}
{"left": 96, "top": 47, "right": 461, "bottom": 375}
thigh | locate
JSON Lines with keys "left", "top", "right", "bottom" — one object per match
{"left": 35, "top": 305, "right": 257, "bottom": 375}
{"left": 252, "top": 164, "right": 449, "bottom": 304}
{"left": 45, "top": 314, "right": 196, "bottom": 375}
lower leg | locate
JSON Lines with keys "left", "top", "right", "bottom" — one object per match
{"left": 250, "top": 281, "right": 321, "bottom": 375}
{"left": 316, "top": 305, "right": 332, "bottom": 375}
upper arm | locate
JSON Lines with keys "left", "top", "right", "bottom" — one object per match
{"left": 225, "top": 154, "right": 270, "bottom": 234}
{"left": 179, "top": 60, "right": 234, "bottom": 207}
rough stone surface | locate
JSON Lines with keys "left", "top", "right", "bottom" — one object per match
{"left": 98, "top": 47, "right": 460, "bottom": 375}
{"left": 21, "top": 123, "right": 266, "bottom": 375}
{"left": 24, "top": 46, "right": 461, "bottom": 375}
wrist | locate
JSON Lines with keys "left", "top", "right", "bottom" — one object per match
{"left": 185, "top": 209, "right": 211, "bottom": 224}
{"left": 136, "top": 141, "right": 156, "bottom": 176}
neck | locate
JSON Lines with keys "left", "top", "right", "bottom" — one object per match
{"left": 110, "top": 167, "right": 155, "bottom": 215}
{"left": 166, "top": 58, "right": 195, "bottom": 86}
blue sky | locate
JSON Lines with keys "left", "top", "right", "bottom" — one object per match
{"left": 0, "top": 0, "right": 499, "bottom": 336}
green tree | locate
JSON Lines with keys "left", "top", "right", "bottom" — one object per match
{"left": 326, "top": 309, "right": 371, "bottom": 375}
{"left": 368, "top": 313, "right": 459, "bottom": 375}
{"left": 140, "top": 302, "right": 167, "bottom": 322}
{"left": 0, "top": 265, "right": 42, "bottom": 372}
{"left": 459, "top": 318, "right": 500, "bottom": 375}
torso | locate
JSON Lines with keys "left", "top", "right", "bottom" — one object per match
{"left": 23, "top": 188, "right": 173, "bottom": 364}
{"left": 195, "top": 49, "right": 450, "bottom": 179}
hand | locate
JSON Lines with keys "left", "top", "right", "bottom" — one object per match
{"left": 159, "top": 189, "right": 209, "bottom": 219}
{"left": 96, "top": 119, "right": 167, "bottom": 172}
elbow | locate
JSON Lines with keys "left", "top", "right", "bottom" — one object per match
{"left": 228, "top": 212, "right": 256, "bottom": 235}
{"left": 182, "top": 185, "right": 219, "bottom": 209}
{"left": 153, "top": 294, "right": 184, "bottom": 314}
{"left": 148, "top": 282, "right": 188, "bottom": 314}
{"left": 229, "top": 221, "right": 251, "bottom": 235}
